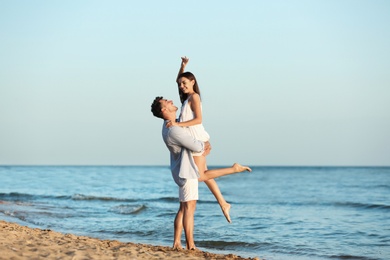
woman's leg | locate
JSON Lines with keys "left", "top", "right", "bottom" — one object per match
{"left": 204, "top": 179, "right": 232, "bottom": 223}
{"left": 194, "top": 156, "right": 235, "bottom": 223}
{"left": 196, "top": 160, "right": 251, "bottom": 182}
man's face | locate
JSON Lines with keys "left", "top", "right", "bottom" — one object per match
{"left": 160, "top": 99, "right": 178, "bottom": 113}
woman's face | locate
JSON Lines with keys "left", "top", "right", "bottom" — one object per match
{"left": 178, "top": 77, "right": 195, "bottom": 94}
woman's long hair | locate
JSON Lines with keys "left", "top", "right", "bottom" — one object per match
{"left": 177, "top": 72, "right": 201, "bottom": 104}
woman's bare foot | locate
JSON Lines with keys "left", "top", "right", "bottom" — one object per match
{"left": 221, "top": 203, "right": 232, "bottom": 223}
{"left": 232, "top": 163, "right": 252, "bottom": 173}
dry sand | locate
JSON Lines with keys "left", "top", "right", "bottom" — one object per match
{"left": 0, "top": 220, "right": 260, "bottom": 260}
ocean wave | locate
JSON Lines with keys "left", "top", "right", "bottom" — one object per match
{"left": 0, "top": 192, "right": 70, "bottom": 201}
{"left": 108, "top": 204, "right": 146, "bottom": 215}
{"left": 71, "top": 194, "right": 179, "bottom": 203}
{"left": 269, "top": 200, "right": 390, "bottom": 212}
{"left": 71, "top": 194, "right": 137, "bottom": 202}
{"left": 101, "top": 229, "right": 159, "bottom": 239}
{"left": 334, "top": 202, "right": 390, "bottom": 211}
{"left": 196, "top": 240, "right": 264, "bottom": 250}
{"left": 0, "top": 192, "right": 139, "bottom": 204}
{"left": 150, "top": 197, "right": 178, "bottom": 203}
{"left": 0, "top": 192, "right": 177, "bottom": 205}
{"left": 373, "top": 184, "right": 390, "bottom": 189}
{"left": 0, "top": 192, "right": 37, "bottom": 200}
{"left": 328, "top": 254, "right": 377, "bottom": 260}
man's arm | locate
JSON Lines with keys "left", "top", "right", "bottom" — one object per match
{"left": 169, "top": 126, "right": 204, "bottom": 153}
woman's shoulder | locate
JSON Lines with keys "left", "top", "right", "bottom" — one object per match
{"left": 189, "top": 93, "right": 201, "bottom": 102}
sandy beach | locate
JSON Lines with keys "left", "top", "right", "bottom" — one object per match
{"left": 0, "top": 220, "right": 260, "bottom": 260}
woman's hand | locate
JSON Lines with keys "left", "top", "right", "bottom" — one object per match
{"left": 177, "top": 56, "right": 189, "bottom": 83}
{"left": 202, "top": 141, "right": 212, "bottom": 156}
{"left": 181, "top": 56, "right": 189, "bottom": 68}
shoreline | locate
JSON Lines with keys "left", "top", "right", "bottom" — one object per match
{"left": 0, "top": 220, "right": 260, "bottom": 259}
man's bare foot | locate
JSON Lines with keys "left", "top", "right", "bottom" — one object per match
{"left": 172, "top": 244, "right": 182, "bottom": 250}
{"left": 221, "top": 203, "right": 232, "bottom": 223}
{"left": 232, "top": 163, "right": 252, "bottom": 173}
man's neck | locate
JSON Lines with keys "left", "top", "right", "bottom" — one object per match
{"left": 164, "top": 116, "right": 176, "bottom": 122}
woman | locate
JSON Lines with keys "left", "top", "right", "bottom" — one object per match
{"left": 166, "top": 57, "right": 238, "bottom": 223}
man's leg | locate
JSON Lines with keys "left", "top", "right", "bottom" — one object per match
{"left": 182, "top": 200, "right": 197, "bottom": 250}
{"left": 173, "top": 203, "right": 184, "bottom": 249}
{"left": 178, "top": 179, "right": 198, "bottom": 250}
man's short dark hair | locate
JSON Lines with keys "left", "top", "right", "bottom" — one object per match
{"left": 151, "top": 96, "right": 164, "bottom": 119}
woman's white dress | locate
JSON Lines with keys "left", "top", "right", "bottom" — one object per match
{"left": 179, "top": 97, "right": 210, "bottom": 156}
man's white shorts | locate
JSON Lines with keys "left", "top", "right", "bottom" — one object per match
{"left": 179, "top": 179, "right": 198, "bottom": 202}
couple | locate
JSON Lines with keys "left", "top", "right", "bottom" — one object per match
{"left": 151, "top": 57, "right": 251, "bottom": 250}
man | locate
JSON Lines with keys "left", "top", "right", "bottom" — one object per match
{"left": 151, "top": 96, "right": 251, "bottom": 250}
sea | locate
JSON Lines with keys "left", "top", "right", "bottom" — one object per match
{"left": 0, "top": 166, "right": 389, "bottom": 260}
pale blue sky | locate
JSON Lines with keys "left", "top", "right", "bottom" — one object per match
{"left": 1, "top": 0, "right": 389, "bottom": 166}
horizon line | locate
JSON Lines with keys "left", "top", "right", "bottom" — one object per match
{"left": 1, "top": 164, "right": 389, "bottom": 168}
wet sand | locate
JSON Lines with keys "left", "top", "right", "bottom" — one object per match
{"left": 0, "top": 220, "right": 260, "bottom": 260}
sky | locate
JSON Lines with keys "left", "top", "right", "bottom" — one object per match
{"left": 1, "top": 0, "right": 389, "bottom": 166}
